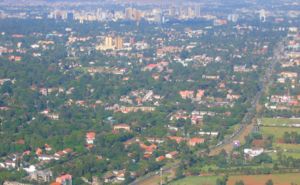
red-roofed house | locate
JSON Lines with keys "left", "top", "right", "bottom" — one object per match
{"left": 188, "top": 138, "right": 205, "bottom": 146}
{"left": 179, "top": 90, "right": 194, "bottom": 99}
{"left": 165, "top": 151, "right": 178, "bottom": 159}
{"left": 50, "top": 182, "right": 61, "bottom": 185}
{"left": 63, "top": 148, "right": 72, "bottom": 154}
{"left": 156, "top": 156, "right": 165, "bottom": 162}
{"left": 56, "top": 174, "right": 72, "bottom": 185}
{"left": 86, "top": 132, "right": 96, "bottom": 144}
{"left": 36, "top": 148, "right": 43, "bottom": 156}
{"left": 143, "top": 63, "right": 158, "bottom": 71}
{"left": 140, "top": 143, "right": 157, "bottom": 155}
{"left": 45, "top": 144, "right": 52, "bottom": 151}
{"left": 196, "top": 89, "right": 205, "bottom": 100}
{"left": 168, "top": 136, "right": 185, "bottom": 144}
{"left": 16, "top": 139, "right": 25, "bottom": 145}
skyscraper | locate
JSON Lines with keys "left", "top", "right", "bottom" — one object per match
{"left": 115, "top": 36, "right": 123, "bottom": 50}
{"left": 259, "top": 9, "right": 267, "bottom": 22}
{"left": 125, "top": 7, "right": 133, "bottom": 20}
{"left": 105, "top": 36, "right": 113, "bottom": 48}
{"left": 187, "top": 7, "right": 195, "bottom": 18}
{"left": 194, "top": 5, "right": 201, "bottom": 18}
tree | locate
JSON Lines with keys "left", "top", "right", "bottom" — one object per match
{"left": 180, "top": 50, "right": 189, "bottom": 59}
{"left": 216, "top": 175, "right": 228, "bottom": 185}
{"left": 175, "top": 164, "right": 184, "bottom": 180}
{"left": 266, "top": 179, "right": 274, "bottom": 185}
{"left": 216, "top": 178, "right": 226, "bottom": 185}
{"left": 235, "top": 180, "right": 245, "bottom": 185}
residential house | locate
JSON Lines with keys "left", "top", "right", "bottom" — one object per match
{"left": 168, "top": 136, "right": 185, "bottom": 144}
{"left": 188, "top": 138, "right": 205, "bottom": 146}
{"left": 244, "top": 148, "right": 264, "bottom": 158}
{"left": 29, "top": 169, "right": 53, "bottom": 183}
{"left": 113, "top": 124, "right": 131, "bottom": 132}
{"left": 86, "top": 132, "right": 96, "bottom": 144}
{"left": 35, "top": 148, "right": 43, "bottom": 156}
{"left": 140, "top": 143, "right": 157, "bottom": 156}
{"left": 55, "top": 174, "right": 72, "bottom": 185}
{"left": 195, "top": 89, "right": 205, "bottom": 100}
{"left": 38, "top": 154, "right": 53, "bottom": 161}
{"left": 156, "top": 156, "right": 165, "bottom": 162}
{"left": 165, "top": 151, "right": 178, "bottom": 159}
{"left": 179, "top": 90, "right": 194, "bottom": 99}
{"left": 45, "top": 144, "right": 52, "bottom": 152}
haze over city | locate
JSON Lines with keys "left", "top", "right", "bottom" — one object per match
{"left": 0, "top": 0, "right": 300, "bottom": 185}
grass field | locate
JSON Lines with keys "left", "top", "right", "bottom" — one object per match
{"left": 169, "top": 176, "right": 218, "bottom": 185}
{"left": 260, "top": 122, "right": 300, "bottom": 154}
{"left": 269, "top": 151, "right": 300, "bottom": 159}
{"left": 260, "top": 127, "right": 300, "bottom": 140}
{"left": 274, "top": 143, "right": 300, "bottom": 152}
{"left": 262, "top": 117, "right": 300, "bottom": 126}
{"left": 169, "top": 173, "right": 300, "bottom": 185}
{"left": 228, "top": 173, "right": 300, "bottom": 185}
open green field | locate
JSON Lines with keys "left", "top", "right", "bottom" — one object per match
{"left": 274, "top": 143, "right": 300, "bottom": 152}
{"left": 269, "top": 151, "right": 300, "bottom": 159}
{"left": 170, "top": 173, "right": 300, "bottom": 185}
{"left": 228, "top": 173, "right": 300, "bottom": 185}
{"left": 260, "top": 126, "right": 300, "bottom": 139}
{"left": 169, "top": 176, "right": 218, "bottom": 185}
{"left": 260, "top": 125, "right": 300, "bottom": 152}
{"left": 262, "top": 117, "right": 300, "bottom": 126}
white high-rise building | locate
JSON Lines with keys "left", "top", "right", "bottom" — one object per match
{"left": 194, "top": 5, "right": 201, "bottom": 18}
{"left": 259, "top": 9, "right": 267, "bottom": 22}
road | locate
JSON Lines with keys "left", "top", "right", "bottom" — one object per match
{"left": 129, "top": 162, "right": 180, "bottom": 185}
{"left": 129, "top": 41, "right": 285, "bottom": 185}
{"left": 209, "top": 40, "right": 284, "bottom": 155}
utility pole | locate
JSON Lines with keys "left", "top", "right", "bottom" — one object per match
{"left": 0, "top": 116, "right": 3, "bottom": 135}
{"left": 160, "top": 167, "right": 163, "bottom": 185}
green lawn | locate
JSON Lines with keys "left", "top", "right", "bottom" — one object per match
{"left": 269, "top": 151, "right": 300, "bottom": 159}
{"left": 274, "top": 143, "right": 300, "bottom": 152}
{"left": 228, "top": 173, "right": 300, "bottom": 185}
{"left": 200, "top": 165, "right": 219, "bottom": 173}
{"left": 260, "top": 125, "right": 300, "bottom": 156}
{"left": 169, "top": 176, "right": 219, "bottom": 185}
{"left": 260, "top": 126, "right": 300, "bottom": 139}
{"left": 169, "top": 173, "right": 300, "bottom": 185}
{"left": 262, "top": 117, "right": 300, "bottom": 126}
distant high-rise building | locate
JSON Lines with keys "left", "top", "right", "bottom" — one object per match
{"left": 96, "top": 36, "right": 123, "bottom": 51}
{"left": 169, "top": 6, "right": 177, "bottom": 17}
{"left": 194, "top": 5, "right": 201, "bottom": 17}
{"left": 67, "top": 12, "right": 74, "bottom": 21}
{"left": 179, "top": 7, "right": 188, "bottom": 19}
{"left": 53, "top": 10, "right": 67, "bottom": 20}
{"left": 227, "top": 14, "right": 239, "bottom": 22}
{"left": 105, "top": 36, "right": 113, "bottom": 48}
{"left": 259, "top": 9, "right": 267, "bottom": 22}
{"left": 187, "top": 7, "right": 195, "bottom": 18}
{"left": 115, "top": 36, "right": 123, "bottom": 50}
{"left": 125, "top": 8, "right": 141, "bottom": 21}
{"left": 152, "top": 8, "right": 162, "bottom": 23}
{"left": 133, "top": 10, "right": 141, "bottom": 21}
{"left": 125, "top": 8, "right": 132, "bottom": 19}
